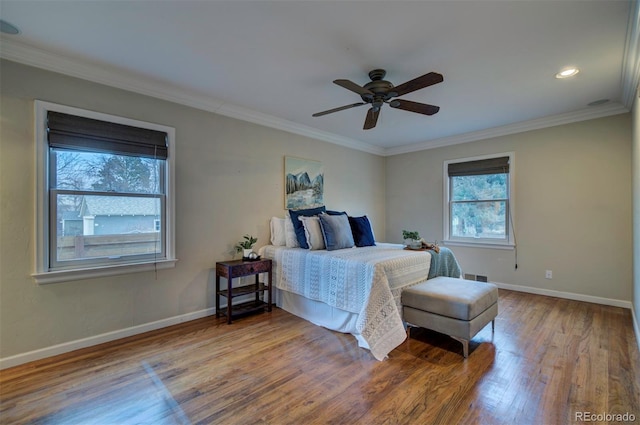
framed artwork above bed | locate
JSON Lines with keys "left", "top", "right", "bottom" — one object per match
{"left": 284, "top": 156, "right": 324, "bottom": 209}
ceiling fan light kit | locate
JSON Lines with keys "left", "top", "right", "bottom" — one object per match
{"left": 313, "top": 69, "right": 443, "bottom": 130}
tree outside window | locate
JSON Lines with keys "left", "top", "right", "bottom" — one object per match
{"left": 444, "top": 154, "right": 514, "bottom": 247}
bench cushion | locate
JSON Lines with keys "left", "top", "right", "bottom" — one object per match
{"left": 402, "top": 276, "right": 498, "bottom": 321}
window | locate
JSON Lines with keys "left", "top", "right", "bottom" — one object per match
{"left": 443, "top": 153, "right": 515, "bottom": 249}
{"left": 34, "top": 101, "right": 176, "bottom": 284}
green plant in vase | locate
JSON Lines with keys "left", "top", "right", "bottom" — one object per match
{"left": 235, "top": 234, "right": 258, "bottom": 258}
{"left": 402, "top": 230, "right": 422, "bottom": 249}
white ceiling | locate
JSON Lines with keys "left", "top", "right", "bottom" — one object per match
{"left": 0, "top": 0, "right": 638, "bottom": 156}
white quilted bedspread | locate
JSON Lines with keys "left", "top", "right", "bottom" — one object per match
{"left": 260, "top": 243, "right": 431, "bottom": 360}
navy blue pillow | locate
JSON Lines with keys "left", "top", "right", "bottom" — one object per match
{"left": 348, "top": 215, "right": 376, "bottom": 247}
{"left": 289, "top": 206, "right": 326, "bottom": 249}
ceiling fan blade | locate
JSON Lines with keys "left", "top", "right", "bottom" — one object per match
{"left": 390, "top": 99, "right": 440, "bottom": 115}
{"left": 312, "top": 102, "right": 367, "bottom": 117}
{"left": 391, "top": 72, "right": 443, "bottom": 97}
{"left": 334, "top": 79, "right": 374, "bottom": 99}
{"left": 363, "top": 107, "right": 380, "bottom": 130}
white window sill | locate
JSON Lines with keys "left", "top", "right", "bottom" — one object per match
{"left": 32, "top": 259, "right": 178, "bottom": 284}
{"left": 442, "top": 240, "right": 515, "bottom": 250}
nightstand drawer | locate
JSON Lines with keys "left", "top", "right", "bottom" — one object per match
{"left": 232, "top": 260, "right": 270, "bottom": 277}
{"left": 217, "top": 260, "right": 270, "bottom": 278}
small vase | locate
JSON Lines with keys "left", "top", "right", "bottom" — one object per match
{"left": 405, "top": 239, "right": 421, "bottom": 249}
{"left": 243, "top": 248, "right": 253, "bottom": 258}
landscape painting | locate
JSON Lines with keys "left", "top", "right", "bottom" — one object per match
{"left": 285, "top": 156, "right": 324, "bottom": 209}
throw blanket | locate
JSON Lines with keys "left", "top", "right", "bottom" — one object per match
{"left": 261, "top": 243, "right": 431, "bottom": 360}
{"left": 427, "top": 247, "right": 462, "bottom": 279}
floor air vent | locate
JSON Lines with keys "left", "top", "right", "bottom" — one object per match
{"left": 464, "top": 273, "right": 488, "bottom": 282}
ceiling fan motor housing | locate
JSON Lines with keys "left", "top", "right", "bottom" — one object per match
{"left": 362, "top": 69, "right": 397, "bottom": 101}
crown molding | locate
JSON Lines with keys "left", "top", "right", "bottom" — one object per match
{"left": 383, "top": 101, "right": 629, "bottom": 156}
{"left": 0, "top": 31, "right": 635, "bottom": 158}
{"left": 0, "top": 37, "right": 383, "bottom": 156}
{"left": 214, "top": 102, "right": 385, "bottom": 155}
{"left": 0, "top": 37, "right": 227, "bottom": 112}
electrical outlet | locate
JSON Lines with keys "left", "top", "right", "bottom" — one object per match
{"left": 545, "top": 270, "right": 553, "bottom": 279}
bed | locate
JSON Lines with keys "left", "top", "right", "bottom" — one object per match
{"left": 261, "top": 210, "right": 461, "bottom": 360}
{"left": 259, "top": 243, "right": 435, "bottom": 360}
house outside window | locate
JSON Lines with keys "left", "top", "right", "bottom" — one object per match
{"left": 33, "top": 101, "right": 176, "bottom": 284}
{"left": 443, "top": 153, "right": 515, "bottom": 249}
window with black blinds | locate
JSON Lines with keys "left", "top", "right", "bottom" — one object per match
{"left": 447, "top": 156, "right": 509, "bottom": 177}
{"left": 47, "top": 111, "right": 168, "bottom": 159}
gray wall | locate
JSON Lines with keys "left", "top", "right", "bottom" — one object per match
{"left": 0, "top": 60, "right": 386, "bottom": 359}
{"left": 386, "top": 114, "right": 633, "bottom": 302}
{"left": 1, "top": 58, "right": 636, "bottom": 362}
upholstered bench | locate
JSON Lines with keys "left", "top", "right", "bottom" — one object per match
{"left": 402, "top": 276, "right": 498, "bottom": 358}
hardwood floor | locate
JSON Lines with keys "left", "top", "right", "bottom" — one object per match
{"left": 1, "top": 289, "right": 639, "bottom": 425}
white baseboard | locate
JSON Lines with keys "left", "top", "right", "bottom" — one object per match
{"left": 2, "top": 284, "right": 637, "bottom": 369}
{"left": 494, "top": 281, "right": 633, "bottom": 309}
{"left": 496, "top": 281, "right": 640, "bottom": 353}
{"left": 0, "top": 307, "right": 216, "bottom": 370}
{"left": 632, "top": 305, "right": 640, "bottom": 354}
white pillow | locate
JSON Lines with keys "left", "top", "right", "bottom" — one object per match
{"left": 298, "top": 216, "right": 325, "bottom": 250}
{"left": 270, "top": 217, "right": 286, "bottom": 246}
{"left": 284, "top": 212, "right": 300, "bottom": 248}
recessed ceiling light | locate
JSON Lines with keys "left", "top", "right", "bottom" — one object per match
{"left": 555, "top": 67, "right": 579, "bottom": 79}
{"left": 0, "top": 19, "right": 20, "bottom": 35}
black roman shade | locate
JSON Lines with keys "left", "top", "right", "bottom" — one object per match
{"left": 47, "top": 111, "right": 168, "bottom": 159}
{"left": 448, "top": 156, "right": 509, "bottom": 177}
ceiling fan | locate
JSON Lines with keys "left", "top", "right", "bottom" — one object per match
{"left": 312, "top": 69, "right": 443, "bottom": 130}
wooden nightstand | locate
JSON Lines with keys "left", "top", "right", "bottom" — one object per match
{"left": 215, "top": 258, "right": 272, "bottom": 324}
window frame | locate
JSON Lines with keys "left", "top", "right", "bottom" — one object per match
{"left": 33, "top": 100, "right": 177, "bottom": 284}
{"left": 443, "top": 152, "right": 515, "bottom": 250}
